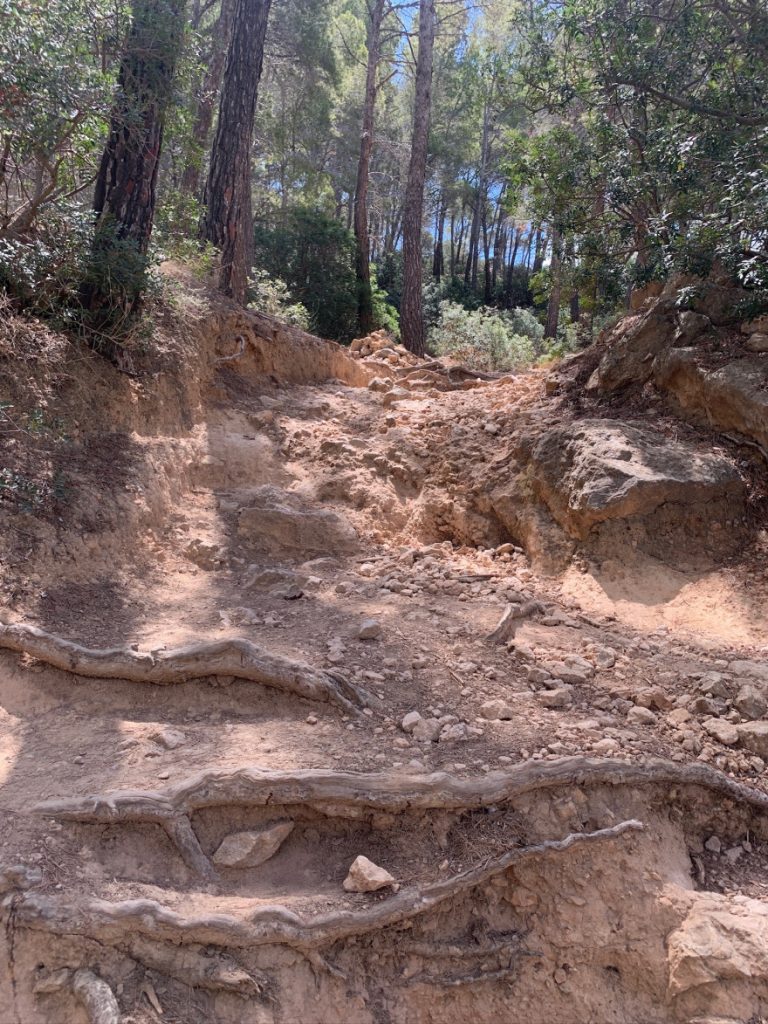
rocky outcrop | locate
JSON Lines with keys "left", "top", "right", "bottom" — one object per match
{"left": 654, "top": 349, "right": 768, "bottom": 452}
{"left": 237, "top": 486, "right": 359, "bottom": 555}
{"left": 588, "top": 300, "right": 678, "bottom": 392}
{"left": 528, "top": 419, "right": 744, "bottom": 541}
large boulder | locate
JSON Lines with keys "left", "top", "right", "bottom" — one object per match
{"left": 654, "top": 349, "right": 768, "bottom": 451}
{"left": 588, "top": 300, "right": 677, "bottom": 392}
{"left": 529, "top": 419, "right": 744, "bottom": 541}
{"left": 237, "top": 486, "right": 359, "bottom": 555}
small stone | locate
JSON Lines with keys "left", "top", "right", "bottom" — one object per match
{"left": 401, "top": 711, "right": 422, "bottom": 733}
{"left": 627, "top": 706, "right": 656, "bottom": 726}
{"left": 725, "top": 846, "right": 744, "bottom": 864}
{"left": 737, "top": 720, "right": 768, "bottom": 758}
{"left": 703, "top": 718, "right": 739, "bottom": 746}
{"left": 357, "top": 618, "right": 382, "bottom": 640}
{"left": 306, "top": 715, "right": 318, "bottom": 725}
{"left": 149, "top": 727, "right": 186, "bottom": 750}
{"left": 667, "top": 707, "right": 692, "bottom": 725}
{"left": 537, "top": 688, "right": 572, "bottom": 709}
{"left": 704, "top": 835, "right": 721, "bottom": 854}
{"left": 479, "top": 699, "right": 515, "bottom": 721}
{"left": 734, "top": 683, "right": 768, "bottom": 721}
{"left": 213, "top": 822, "right": 294, "bottom": 868}
{"left": 343, "top": 855, "right": 395, "bottom": 893}
{"left": 412, "top": 717, "right": 442, "bottom": 743}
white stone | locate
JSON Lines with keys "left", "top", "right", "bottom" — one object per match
{"left": 343, "top": 855, "right": 395, "bottom": 893}
{"left": 213, "top": 822, "right": 294, "bottom": 868}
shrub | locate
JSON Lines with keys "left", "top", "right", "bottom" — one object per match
{"left": 247, "top": 269, "right": 311, "bottom": 330}
{"left": 429, "top": 301, "right": 535, "bottom": 372}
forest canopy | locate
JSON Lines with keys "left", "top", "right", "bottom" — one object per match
{"left": 1, "top": 0, "right": 766, "bottom": 363}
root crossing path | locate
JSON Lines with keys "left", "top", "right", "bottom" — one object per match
{"left": 1, "top": 329, "right": 768, "bottom": 1024}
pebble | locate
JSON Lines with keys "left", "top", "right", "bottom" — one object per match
{"left": 356, "top": 619, "right": 382, "bottom": 640}
{"left": 704, "top": 835, "right": 722, "bottom": 854}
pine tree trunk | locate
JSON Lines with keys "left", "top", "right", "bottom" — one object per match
{"left": 201, "top": 0, "right": 272, "bottom": 304}
{"left": 400, "top": 0, "right": 436, "bottom": 356}
{"left": 354, "top": 0, "right": 386, "bottom": 337}
{"left": 544, "top": 226, "right": 562, "bottom": 339}
{"left": 181, "top": 0, "right": 236, "bottom": 198}
{"left": 85, "top": 0, "right": 187, "bottom": 314}
{"left": 432, "top": 195, "right": 445, "bottom": 280}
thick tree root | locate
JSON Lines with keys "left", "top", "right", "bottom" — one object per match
{"left": 486, "top": 601, "right": 545, "bottom": 644}
{"left": 0, "top": 621, "right": 369, "bottom": 712}
{"left": 33, "top": 756, "right": 768, "bottom": 878}
{"left": 35, "top": 968, "right": 121, "bottom": 1024}
{"left": 127, "top": 937, "right": 271, "bottom": 997}
{"left": 16, "top": 820, "right": 643, "bottom": 954}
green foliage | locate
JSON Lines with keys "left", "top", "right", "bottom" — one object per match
{"left": 253, "top": 208, "right": 357, "bottom": 340}
{"left": 430, "top": 301, "right": 536, "bottom": 372}
{"left": 247, "top": 269, "right": 311, "bottom": 330}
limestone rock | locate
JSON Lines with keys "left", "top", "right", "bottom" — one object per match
{"left": 654, "top": 349, "right": 768, "bottom": 451}
{"left": 213, "top": 822, "right": 294, "bottom": 868}
{"left": 737, "top": 721, "right": 768, "bottom": 759}
{"left": 734, "top": 683, "right": 768, "bottom": 721}
{"left": 148, "top": 727, "right": 186, "bottom": 750}
{"left": 529, "top": 419, "right": 743, "bottom": 541}
{"left": 745, "top": 333, "right": 768, "bottom": 353}
{"left": 343, "top": 855, "right": 395, "bottom": 893}
{"left": 412, "top": 717, "right": 442, "bottom": 742}
{"left": 356, "top": 618, "right": 382, "bottom": 640}
{"left": 589, "top": 300, "right": 676, "bottom": 392}
{"left": 667, "top": 892, "right": 768, "bottom": 996}
{"left": 479, "top": 699, "right": 515, "bottom": 721}
{"left": 401, "top": 711, "right": 422, "bottom": 733}
{"left": 237, "top": 486, "right": 358, "bottom": 556}
{"left": 537, "top": 687, "right": 572, "bottom": 709}
{"left": 703, "top": 719, "right": 739, "bottom": 746}
{"left": 628, "top": 705, "right": 657, "bottom": 726}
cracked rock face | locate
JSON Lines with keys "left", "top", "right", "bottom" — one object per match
{"left": 529, "top": 419, "right": 744, "bottom": 541}
{"left": 212, "top": 821, "right": 295, "bottom": 868}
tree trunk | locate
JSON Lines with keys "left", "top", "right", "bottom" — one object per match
{"left": 432, "top": 194, "right": 445, "bottom": 281}
{"left": 201, "top": 0, "right": 272, "bottom": 304}
{"left": 544, "top": 226, "right": 562, "bottom": 339}
{"left": 400, "top": 0, "right": 436, "bottom": 356}
{"left": 84, "top": 0, "right": 187, "bottom": 313}
{"left": 354, "top": 0, "right": 386, "bottom": 337}
{"left": 181, "top": 0, "right": 236, "bottom": 198}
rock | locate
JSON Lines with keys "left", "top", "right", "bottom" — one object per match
{"left": 479, "top": 699, "right": 515, "bottom": 721}
{"left": 537, "top": 687, "right": 572, "bottom": 709}
{"left": 690, "top": 696, "right": 719, "bottom": 716}
{"left": 667, "top": 891, "right": 768, "bottom": 996}
{"left": 734, "top": 683, "right": 768, "bottom": 721}
{"left": 0, "top": 863, "right": 42, "bottom": 894}
{"left": 703, "top": 719, "right": 739, "bottom": 746}
{"left": 741, "top": 314, "right": 768, "bottom": 335}
{"left": 668, "top": 707, "right": 692, "bottom": 725}
{"left": 212, "top": 822, "right": 294, "bottom": 868}
{"left": 745, "top": 333, "right": 768, "bottom": 353}
{"left": 382, "top": 387, "right": 410, "bottom": 407}
{"left": 737, "top": 721, "right": 768, "bottom": 759}
{"left": 698, "top": 672, "right": 730, "bottom": 699}
{"left": 412, "top": 717, "right": 442, "bottom": 743}
{"left": 439, "top": 722, "right": 472, "bottom": 743}
{"left": 356, "top": 618, "right": 382, "bottom": 640}
{"left": 246, "top": 567, "right": 309, "bottom": 591}
{"left": 627, "top": 705, "right": 656, "bottom": 726}
{"left": 675, "top": 310, "right": 711, "bottom": 345}
{"left": 704, "top": 835, "right": 722, "bottom": 854}
{"left": 148, "top": 727, "right": 186, "bottom": 750}
{"left": 654, "top": 349, "right": 768, "bottom": 452}
{"left": 184, "top": 539, "right": 225, "bottom": 571}
{"left": 529, "top": 419, "right": 743, "bottom": 541}
{"left": 238, "top": 486, "right": 358, "bottom": 556}
{"left": 401, "top": 711, "right": 422, "bottom": 733}
{"left": 342, "top": 855, "right": 395, "bottom": 893}
{"left": 593, "top": 647, "right": 617, "bottom": 670}
{"left": 729, "top": 660, "right": 768, "bottom": 682}
{"left": 589, "top": 300, "right": 677, "bottom": 392}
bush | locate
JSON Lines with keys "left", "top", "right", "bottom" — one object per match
{"left": 429, "top": 301, "right": 536, "bottom": 372}
{"left": 247, "top": 269, "right": 310, "bottom": 329}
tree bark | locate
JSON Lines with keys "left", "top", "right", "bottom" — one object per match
{"left": 400, "top": 0, "right": 436, "bottom": 356}
{"left": 181, "top": 0, "right": 236, "bottom": 198}
{"left": 84, "top": 0, "right": 187, "bottom": 313}
{"left": 544, "top": 225, "right": 562, "bottom": 339}
{"left": 201, "top": 0, "right": 272, "bottom": 304}
{"left": 432, "top": 193, "right": 445, "bottom": 281}
{"left": 354, "top": 0, "right": 386, "bottom": 337}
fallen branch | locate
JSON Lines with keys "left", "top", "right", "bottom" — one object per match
{"left": 0, "top": 622, "right": 370, "bottom": 713}
{"left": 17, "top": 819, "right": 642, "bottom": 953}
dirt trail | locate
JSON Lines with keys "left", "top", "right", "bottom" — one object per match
{"left": 2, "top": 310, "right": 768, "bottom": 1023}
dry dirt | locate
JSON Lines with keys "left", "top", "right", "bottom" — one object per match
{"left": 1, "top": 285, "right": 768, "bottom": 1024}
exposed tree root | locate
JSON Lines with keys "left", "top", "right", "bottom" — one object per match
{"left": 0, "top": 621, "right": 370, "bottom": 712}
{"left": 35, "top": 967, "right": 121, "bottom": 1023}
{"left": 16, "top": 819, "right": 643, "bottom": 954}
{"left": 127, "top": 937, "right": 270, "bottom": 997}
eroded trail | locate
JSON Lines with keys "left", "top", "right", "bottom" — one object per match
{"left": 1, "top": 303, "right": 768, "bottom": 1023}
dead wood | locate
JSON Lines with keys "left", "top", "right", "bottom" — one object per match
{"left": 0, "top": 621, "right": 369, "bottom": 712}
{"left": 17, "top": 819, "right": 642, "bottom": 953}
{"left": 486, "top": 601, "right": 545, "bottom": 644}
